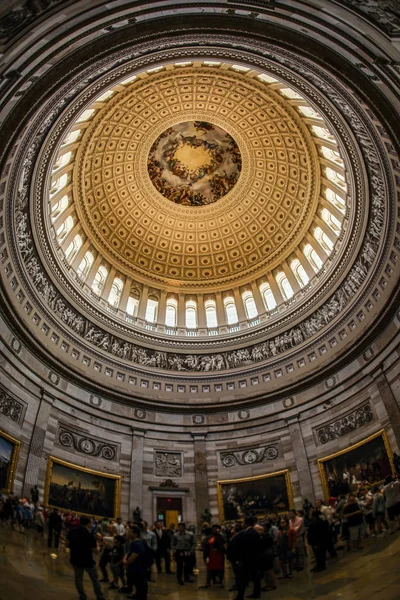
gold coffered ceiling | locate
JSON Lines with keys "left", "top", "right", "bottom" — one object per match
{"left": 74, "top": 66, "right": 320, "bottom": 289}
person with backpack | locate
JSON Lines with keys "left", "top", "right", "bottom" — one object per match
{"left": 123, "top": 525, "right": 148, "bottom": 600}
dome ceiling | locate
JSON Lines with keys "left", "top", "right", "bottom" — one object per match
{"left": 73, "top": 67, "right": 319, "bottom": 288}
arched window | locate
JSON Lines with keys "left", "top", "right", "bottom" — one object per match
{"left": 325, "top": 188, "right": 345, "bottom": 212}
{"left": 260, "top": 283, "right": 277, "bottom": 311}
{"left": 53, "top": 151, "right": 72, "bottom": 171}
{"left": 303, "top": 244, "right": 323, "bottom": 272}
{"left": 92, "top": 265, "right": 108, "bottom": 295}
{"left": 108, "top": 277, "right": 124, "bottom": 308}
{"left": 298, "top": 105, "right": 321, "bottom": 119}
{"left": 166, "top": 298, "right": 178, "bottom": 327}
{"left": 321, "top": 208, "right": 341, "bottom": 233}
{"left": 126, "top": 295, "right": 139, "bottom": 317}
{"left": 77, "top": 251, "right": 94, "bottom": 279}
{"left": 65, "top": 234, "right": 82, "bottom": 263}
{"left": 62, "top": 129, "right": 81, "bottom": 145}
{"left": 312, "top": 126, "right": 335, "bottom": 142}
{"left": 145, "top": 297, "right": 158, "bottom": 323}
{"left": 50, "top": 173, "right": 68, "bottom": 197}
{"left": 185, "top": 300, "right": 197, "bottom": 329}
{"left": 242, "top": 291, "right": 258, "bottom": 319}
{"left": 325, "top": 167, "right": 346, "bottom": 189}
{"left": 291, "top": 258, "right": 310, "bottom": 286}
{"left": 77, "top": 109, "right": 95, "bottom": 122}
{"left": 320, "top": 146, "right": 343, "bottom": 166}
{"left": 314, "top": 226, "right": 334, "bottom": 253}
{"left": 276, "top": 271, "right": 294, "bottom": 300}
{"left": 51, "top": 195, "right": 69, "bottom": 221}
{"left": 56, "top": 215, "right": 73, "bottom": 241}
{"left": 224, "top": 296, "right": 238, "bottom": 325}
{"left": 205, "top": 299, "right": 218, "bottom": 328}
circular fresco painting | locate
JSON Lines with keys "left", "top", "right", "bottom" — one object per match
{"left": 148, "top": 121, "right": 242, "bottom": 206}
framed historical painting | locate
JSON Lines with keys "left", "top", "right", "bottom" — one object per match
{"left": 0, "top": 430, "right": 21, "bottom": 493}
{"left": 217, "top": 469, "right": 293, "bottom": 521}
{"left": 44, "top": 457, "right": 121, "bottom": 519}
{"left": 318, "top": 428, "right": 395, "bottom": 499}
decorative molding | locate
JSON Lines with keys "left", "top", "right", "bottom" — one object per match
{"left": 134, "top": 408, "right": 147, "bottom": 420}
{"left": 220, "top": 444, "right": 279, "bottom": 468}
{"left": 238, "top": 409, "right": 250, "bottom": 420}
{"left": 48, "top": 371, "right": 60, "bottom": 385}
{"left": 192, "top": 414, "right": 205, "bottom": 424}
{"left": 0, "top": 388, "right": 24, "bottom": 424}
{"left": 325, "top": 376, "right": 337, "bottom": 390}
{"left": 10, "top": 337, "right": 22, "bottom": 354}
{"left": 159, "top": 478, "right": 179, "bottom": 488}
{"left": 155, "top": 451, "right": 183, "bottom": 478}
{"left": 89, "top": 394, "right": 102, "bottom": 406}
{"left": 363, "top": 347, "right": 375, "bottom": 361}
{"left": 282, "top": 397, "right": 295, "bottom": 408}
{"left": 338, "top": 0, "right": 400, "bottom": 36}
{"left": 57, "top": 425, "right": 118, "bottom": 460}
{"left": 315, "top": 402, "right": 374, "bottom": 445}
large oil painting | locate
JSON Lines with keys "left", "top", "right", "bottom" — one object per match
{"left": 0, "top": 430, "right": 20, "bottom": 493}
{"left": 148, "top": 120, "right": 242, "bottom": 206}
{"left": 217, "top": 469, "right": 293, "bottom": 521}
{"left": 45, "top": 457, "right": 121, "bottom": 518}
{"left": 318, "top": 429, "right": 394, "bottom": 499}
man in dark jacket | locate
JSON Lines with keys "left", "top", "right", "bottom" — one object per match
{"left": 48, "top": 507, "right": 62, "bottom": 549}
{"left": 228, "top": 516, "right": 262, "bottom": 600}
{"left": 307, "top": 510, "right": 330, "bottom": 572}
{"left": 67, "top": 516, "right": 105, "bottom": 600}
{"left": 152, "top": 520, "right": 172, "bottom": 574}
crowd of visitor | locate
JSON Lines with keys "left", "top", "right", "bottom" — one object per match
{"left": 1, "top": 474, "right": 400, "bottom": 600}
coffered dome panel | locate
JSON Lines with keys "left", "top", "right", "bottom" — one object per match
{"left": 74, "top": 67, "right": 319, "bottom": 287}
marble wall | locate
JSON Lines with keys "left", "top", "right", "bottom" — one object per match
{"left": 1, "top": 327, "right": 400, "bottom": 525}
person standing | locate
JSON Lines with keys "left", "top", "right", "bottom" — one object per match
{"left": 123, "top": 525, "right": 148, "bottom": 600}
{"left": 171, "top": 522, "right": 195, "bottom": 585}
{"left": 153, "top": 520, "right": 172, "bottom": 574}
{"left": 48, "top": 507, "right": 62, "bottom": 549}
{"left": 231, "top": 516, "right": 262, "bottom": 600}
{"left": 141, "top": 521, "right": 157, "bottom": 581}
{"left": 277, "top": 516, "right": 296, "bottom": 580}
{"left": 383, "top": 475, "right": 400, "bottom": 533}
{"left": 372, "top": 485, "right": 389, "bottom": 535}
{"left": 202, "top": 524, "right": 225, "bottom": 587}
{"left": 342, "top": 494, "right": 364, "bottom": 551}
{"left": 113, "top": 517, "right": 125, "bottom": 536}
{"left": 307, "top": 510, "right": 330, "bottom": 572}
{"left": 289, "top": 509, "right": 305, "bottom": 571}
{"left": 67, "top": 516, "right": 105, "bottom": 600}
{"left": 30, "top": 485, "right": 39, "bottom": 505}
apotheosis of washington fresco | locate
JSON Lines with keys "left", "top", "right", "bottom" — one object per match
{"left": 148, "top": 121, "right": 242, "bottom": 206}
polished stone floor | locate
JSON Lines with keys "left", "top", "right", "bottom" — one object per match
{"left": 1, "top": 524, "right": 400, "bottom": 600}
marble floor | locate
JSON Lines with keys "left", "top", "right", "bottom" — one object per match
{"left": 1, "top": 525, "right": 400, "bottom": 600}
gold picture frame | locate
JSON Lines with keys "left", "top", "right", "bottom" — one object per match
{"left": 0, "top": 430, "right": 21, "bottom": 493}
{"left": 217, "top": 469, "right": 294, "bottom": 521}
{"left": 44, "top": 456, "right": 121, "bottom": 519}
{"left": 317, "top": 428, "right": 395, "bottom": 500}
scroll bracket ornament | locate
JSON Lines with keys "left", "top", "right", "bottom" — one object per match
{"left": 57, "top": 426, "right": 118, "bottom": 461}
{"left": 220, "top": 444, "right": 279, "bottom": 468}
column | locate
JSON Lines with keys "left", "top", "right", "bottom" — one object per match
{"left": 197, "top": 295, "right": 207, "bottom": 330}
{"left": 156, "top": 290, "right": 167, "bottom": 329}
{"left": 215, "top": 292, "right": 226, "bottom": 328}
{"left": 314, "top": 214, "right": 337, "bottom": 245}
{"left": 100, "top": 266, "right": 117, "bottom": 301}
{"left": 267, "top": 272, "right": 284, "bottom": 305}
{"left": 282, "top": 260, "right": 301, "bottom": 295}
{"left": 129, "top": 428, "right": 147, "bottom": 519}
{"left": 192, "top": 433, "right": 210, "bottom": 528}
{"left": 52, "top": 202, "right": 75, "bottom": 231}
{"left": 70, "top": 238, "right": 91, "bottom": 270}
{"left": 294, "top": 247, "right": 315, "bottom": 280}
{"left": 85, "top": 253, "right": 103, "bottom": 288}
{"left": 233, "top": 288, "right": 247, "bottom": 324}
{"left": 177, "top": 294, "right": 186, "bottom": 329}
{"left": 305, "top": 231, "right": 328, "bottom": 260}
{"left": 286, "top": 416, "right": 315, "bottom": 505}
{"left": 60, "top": 221, "right": 81, "bottom": 252}
{"left": 137, "top": 284, "right": 149, "bottom": 320}
{"left": 23, "top": 390, "right": 55, "bottom": 497}
{"left": 119, "top": 277, "right": 133, "bottom": 313}
{"left": 373, "top": 369, "right": 400, "bottom": 449}
{"left": 250, "top": 281, "right": 266, "bottom": 317}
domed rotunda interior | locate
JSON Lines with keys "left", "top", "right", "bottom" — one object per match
{"left": 1, "top": 1, "right": 400, "bottom": 598}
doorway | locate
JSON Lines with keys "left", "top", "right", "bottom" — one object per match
{"left": 156, "top": 496, "right": 183, "bottom": 526}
